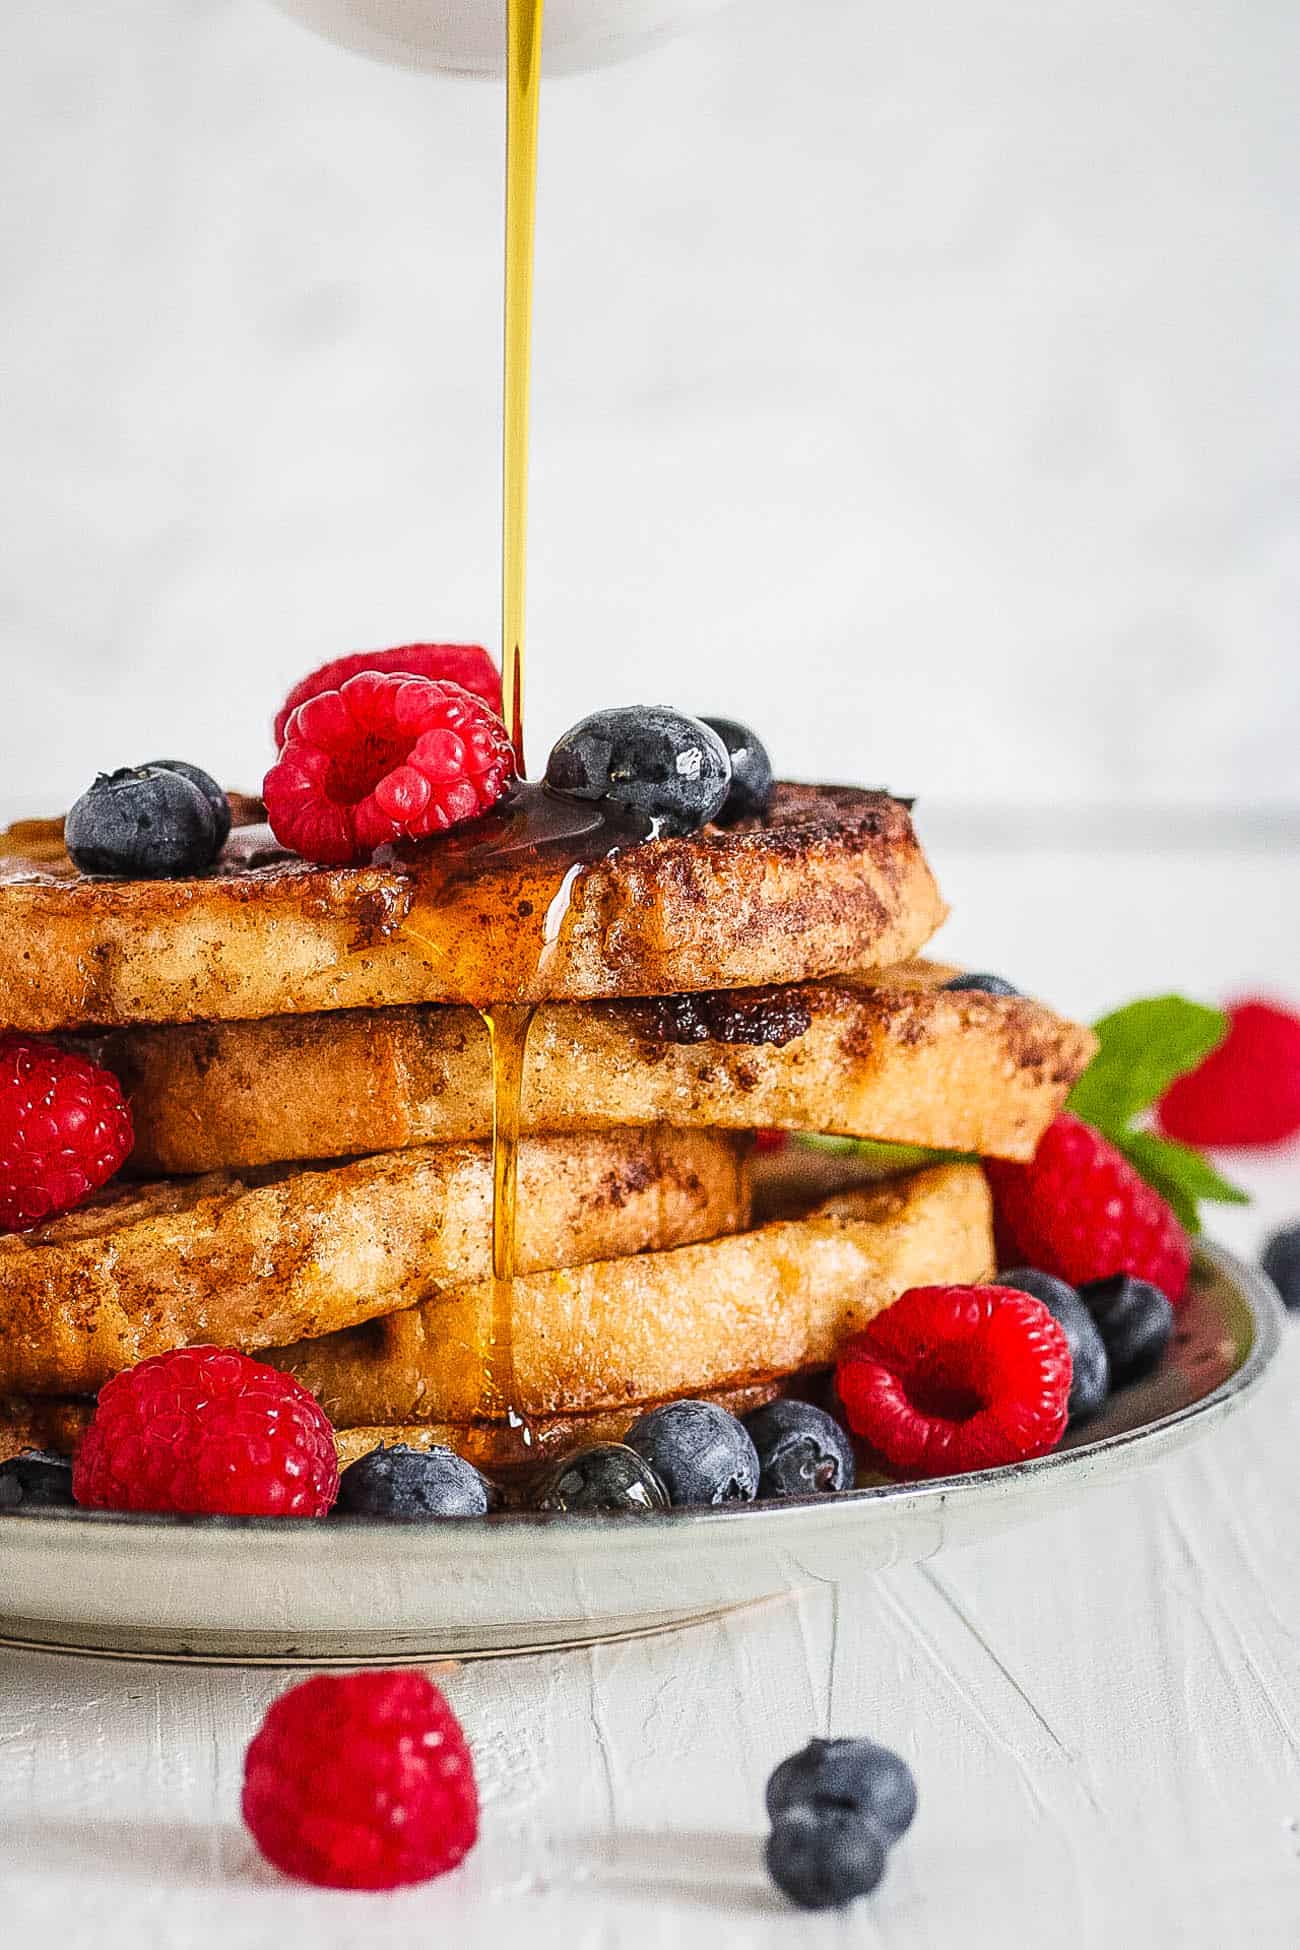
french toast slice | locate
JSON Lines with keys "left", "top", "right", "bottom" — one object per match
{"left": 0, "top": 1384, "right": 781, "bottom": 1476}
{"left": 0, "top": 785, "right": 945, "bottom": 1029}
{"left": 89, "top": 962, "right": 1095, "bottom": 1174}
{"left": 268, "top": 1164, "right": 993, "bottom": 1428}
{"left": 0, "top": 1129, "right": 749, "bottom": 1396}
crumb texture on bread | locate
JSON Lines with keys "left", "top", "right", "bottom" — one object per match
{"left": 0, "top": 1130, "right": 750, "bottom": 1396}
{"left": 270, "top": 1163, "right": 994, "bottom": 1427}
{"left": 86, "top": 966, "right": 1094, "bottom": 1174}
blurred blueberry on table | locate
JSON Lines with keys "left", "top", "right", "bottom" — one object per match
{"left": 766, "top": 1736, "right": 917, "bottom": 1844}
{"left": 1260, "top": 1223, "right": 1300, "bottom": 1311}
{"left": 743, "top": 1399, "right": 856, "bottom": 1497}
{"left": 0, "top": 1451, "right": 75, "bottom": 1510}
{"left": 624, "top": 1399, "right": 759, "bottom": 1506}
{"left": 532, "top": 1444, "right": 668, "bottom": 1514}
{"left": 700, "top": 716, "right": 773, "bottom": 822}
{"left": 1000, "top": 1266, "right": 1110, "bottom": 1426}
{"left": 334, "top": 1443, "right": 492, "bottom": 1518}
{"left": 1078, "top": 1275, "right": 1174, "bottom": 1386}
{"left": 765, "top": 1804, "right": 888, "bottom": 1911}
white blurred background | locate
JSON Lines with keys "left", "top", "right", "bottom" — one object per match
{"left": 1, "top": 0, "right": 1297, "bottom": 818}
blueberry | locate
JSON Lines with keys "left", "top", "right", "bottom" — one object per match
{"left": 545, "top": 707, "right": 732, "bottom": 838}
{"left": 999, "top": 1266, "right": 1110, "bottom": 1427}
{"left": 700, "top": 717, "right": 773, "bottom": 822}
{"left": 765, "top": 1805, "right": 888, "bottom": 1911}
{"left": 333, "top": 1443, "right": 492, "bottom": 1519}
{"left": 533, "top": 1443, "right": 668, "bottom": 1514}
{"left": 65, "top": 765, "right": 223, "bottom": 878}
{"left": 1078, "top": 1275, "right": 1174, "bottom": 1386}
{"left": 151, "top": 761, "right": 232, "bottom": 849}
{"left": 743, "top": 1400, "right": 856, "bottom": 1498}
{"left": 766, "top": 1737, "right": 917, "bottom": 1844}
{"left": 1261, "top": 1222, "right": 1300, "bottom": 1312}
{"left": 624, "top": 1399, "right": 759, "bottom": 1506}
{"left": 0, "top": 1451, "right": 75, "bottom": 1511}
{"left": 942, "top": 973, "right": 1021, "bottom": 997}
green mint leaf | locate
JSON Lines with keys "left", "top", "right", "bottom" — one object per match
{"left": 793, "top": 1135, "right": 968, "bottom": 1172}
{"left": 1114, "top": 1131, "right": 1250, "bottom": 1236}
{"left": 1066, "top": 996, "right": 1228, "bottom": 1136}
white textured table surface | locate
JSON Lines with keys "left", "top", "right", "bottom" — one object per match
{"left": 1, "top": 842, "right": 1297, "bottom": 1947}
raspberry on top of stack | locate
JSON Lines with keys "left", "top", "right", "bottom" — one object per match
{"left": 3, "top": 637, "right": 1221, "bottom": 1522}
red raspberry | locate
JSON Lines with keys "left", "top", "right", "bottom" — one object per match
{"left": 836, "top": 1283, "right": 1071, "bottom": 1479}
{"left": 242, "top": 1671, "right": 478, "bottom": 1890}
{"left": 0, "top": 1036, "right": 133, "bottom": 1232}
{"left": 273, "top": 643, "right": 501, "bottom": 749}
{"left": 986, "top": 1112, "right": 1191, "bottom": 1303}
{"left": 264, "top": 671, "right": 515, "bottom": 865}
{"left": 1157, "top": 998, "right": 1300, "bottom": 1148}
{"left": 72, "top": 1346, "right": 338, "bottom": 1517}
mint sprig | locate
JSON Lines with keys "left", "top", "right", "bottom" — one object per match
{"left": 1065, "top": 995, "right": 1249, "bottom": 1234}
{"left": 1065, "top": 996, "right": 1227, "bottom": 1131}
{"left": 1117, "top": 1131, "right": 1249, "bottom": 1233}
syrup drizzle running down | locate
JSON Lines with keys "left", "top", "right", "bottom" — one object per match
{"left": 479, "top": 1001, "right": 534, "bottom": 1422}
{"left": 478, "top": 0, "right": 548, "bottom": 1436}
{"left": 445, "top": 788, "right": 650, "bottom": 1428}
{"left": 383, "top": 781, "right": 649, "bottom": 1430}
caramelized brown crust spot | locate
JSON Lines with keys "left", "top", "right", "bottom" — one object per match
{"left": 642, "top": 986, "right": 814, "bottom": 1048}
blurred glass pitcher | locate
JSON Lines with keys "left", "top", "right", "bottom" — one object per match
{"left": 269, "top": 0, "right": 736, "bottom": 75}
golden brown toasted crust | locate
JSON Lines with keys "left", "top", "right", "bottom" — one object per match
{"left": 0, "top": 1130, "right": 750, "bottom": 1397}
{"left": 269, "top": 1164, "right": 993, "bottom": 1428}
{"left": 0, "top": 786, "right": 946, "bottom": 1029}
{"left": 89, "top": 962, "right": 1094, "bottom": 1174}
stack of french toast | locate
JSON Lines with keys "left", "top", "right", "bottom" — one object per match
{"left": 0, "top": 780, "right": 1094, "bottom": 1475}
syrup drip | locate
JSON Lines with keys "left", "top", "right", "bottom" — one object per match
{"left": 466, "top": 788, "right": 649, "bottom": 1425}
{"left": 389, "top": 784, "right": 652, "bottom": 1426}
{"left": 479, "top": 1001, "right": 534, "bottom": 1425}
{"left": 386, "top": 783, "right": 651, "bottom": 996}
{"left": 479, "top": 0, "right": 547, "bottom": 1434}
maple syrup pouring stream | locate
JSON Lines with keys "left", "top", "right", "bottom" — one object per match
{"left": 502, "top": 0, "right": 543, "bottom": 773}
{"left": 483, "top": 0, "right": 545, "bottom": 1436}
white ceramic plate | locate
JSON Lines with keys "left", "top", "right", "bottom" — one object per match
{"left": 0, "top": 1241, "right": 1282, "bottom": 1665}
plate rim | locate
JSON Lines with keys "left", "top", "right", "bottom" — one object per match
{"left": 0, "top": 1237, "right": 1283, "bottom": 1555}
